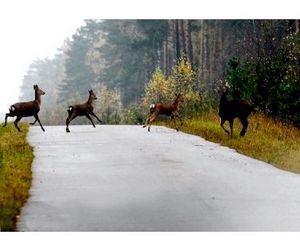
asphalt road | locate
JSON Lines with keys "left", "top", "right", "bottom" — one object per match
{"left": 17, "top": 125, "right": 300, "bottom": 231}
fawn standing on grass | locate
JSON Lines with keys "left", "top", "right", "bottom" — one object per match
{"left": 3, "top": 84, "right": 46, "bottom": 132}
{"left": 143, "top": 93, "right": 184, "bottom": 132}
{"left": 218, "top": 84, "right": 254, "bottom": 137}
{"left": 66, "top": 89, "right": 102, "bottom": 133}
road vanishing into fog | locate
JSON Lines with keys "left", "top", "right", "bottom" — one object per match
{"left": 17, "top": 125, "right": 300, "bottom": 231}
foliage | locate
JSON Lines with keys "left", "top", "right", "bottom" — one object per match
{"left": 62, "top": 20, "right": 101, "bottom": 100}
{"left": 0, "top": 123, "right": 33, "bottom": 231}
{"left": 121, "top": 105, "right": 145, "bottom": 125}
{"left": 224, "top": 32, "right": 300, "bottom": 127}
{"left": 17, "top": 20, "right": 300, "bottom": 127}
{"left": 143, "top": 59, "right": 203, "bottom": 118}
{"left": 142, "top": 68, "right": 172, "bottom": 110}
{"left": 169, "top": 58, "right": 203, "bottom": 116}
{"left": 95, "top": 20, "right": 169, "bottom": 105}
{"left": 224, "top": 57, "right": 257, "bottom": 101}
{"left": 94, "top": 84, "right": 123, "bottom": 124}
{"left": 20, "top": 54, "right": 66, "bottom": 107}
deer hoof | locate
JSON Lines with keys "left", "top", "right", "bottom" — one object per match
{"left": 66, "top": 128, "right": 70, "bottom": 133}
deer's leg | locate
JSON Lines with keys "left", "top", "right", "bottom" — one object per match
{"left": 143, "top": 115, "right": 151, "bottom": 128}
{"left": 14, "top": 116, "right": 22, "bottom": 132}
{"left": 3, "top": 113, "right": 12, "bottom": 127}
{"left": 220, "top": 118, "right": 230, "bottom": 135}
{"left": 33, "top": 114, "right": 45, "bottom": 132}
{"left": 147, "top": 112, "right": 159, "bottom": 132}
{"left": 172, "top": 112, "right": 183, "bottom": 131}
{"left": 239, "top": 117, "right": 249, "bottom": 137}
{"left": 178, "top": 113, "right": 184, "bottom": 126}
{"left": 66, "top": 113, "right": 77, "bottom": 133}
{"left": 90, "top": 112, "right": 102, "bottom": 123}
{"left": 30, "top": 119, "right": 37, "bottom": 125}
{"left": 86, "top": 114, "right": 96, "bottom": 128}
{"left": 170, "top": 113, "right": 179, "bottom": 131}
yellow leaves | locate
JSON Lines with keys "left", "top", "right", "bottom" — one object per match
{"left": 169, "top": 58, "right": 197, "bottom": 95}
{"left": 143, "top": 58, "right": 199, "bottom": 113}
{"left": 143, "top": 68, "right": 172, "bottom": 109}
{"left": 171, "top": 58, "right": 195, "bottom": 80}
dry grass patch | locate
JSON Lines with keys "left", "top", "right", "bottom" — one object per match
{"left": 165, "top": 111, "right": 300, "bottom": 173}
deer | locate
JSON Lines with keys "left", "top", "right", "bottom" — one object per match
{"left": 66, "top": 89, "right": 102, "bottom": 133}
{"left": 217, "top": 84, "right": 254, "bottom": 137}
{"left": 3, "top": 84, "right": 46, "bottom": 132}
{"left": 143, "top": 93, "right": 184, "bottom": 132}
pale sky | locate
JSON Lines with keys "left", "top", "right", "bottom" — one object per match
{"left": 0, "top": 2, "right": 86, "bottom": 115}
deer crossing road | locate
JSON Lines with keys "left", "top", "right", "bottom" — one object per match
{"left": 18, "top": 125, "right": 300, "bottom": 231}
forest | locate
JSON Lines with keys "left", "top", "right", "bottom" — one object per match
{"left": 19, "top": 19, "right": 300, "bottom": 127}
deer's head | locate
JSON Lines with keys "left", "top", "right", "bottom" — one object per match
{"left": 33, "top": 84, "right": 46, "bottom": 95}
{"left": 89, "top": 89, "right": 97, "bottom": 100}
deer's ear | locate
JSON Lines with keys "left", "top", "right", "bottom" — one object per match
{"left": 33, "top": 84, "right": 37, "bottom": 89}
{"left": 88, "top": 89, "right": 92, "bottom": 93}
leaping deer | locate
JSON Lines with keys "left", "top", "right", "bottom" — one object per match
{"left": 143, "top": 93, "right": 184, "bottom": 132}
{"left": 3, "top": 84, "right": 46, "bottom": 132}
{"left": 66, "top": 89, "right": 102, "bottom": 133}
{"left": 218, "top": 84, "right": 254, "bottom": 137}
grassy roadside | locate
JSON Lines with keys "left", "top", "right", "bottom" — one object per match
{"left": 165, "top": 111, "right": 300, "bottom": 174}
{"left": 0, "top": 123, "right": 33, "bottom": 231}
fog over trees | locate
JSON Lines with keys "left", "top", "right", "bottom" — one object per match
{"left": 19, "top": 20, "right": 300, "bottom": 127}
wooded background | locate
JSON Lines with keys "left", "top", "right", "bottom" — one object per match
{"left": 19, "top": 20, "right": 300, "bottom": 127}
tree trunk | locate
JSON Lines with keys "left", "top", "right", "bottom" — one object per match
{"left": 203, "top": 21, "right": 209, "bottom": 85}
{"left": 199, "top": 20, "right": 205, "bottom": 83}
{"left": 163, "top": 40, "right": 168, "bottom": 74}
{"left": 175, "top": 20, "right": 181, "bottom": 60}
{"left": 184, "top": 20, "right": 193, "bottom": 65}
{"left": 179, "top": 20, "right": 187, "bottom": 59}
{"left": 296, "top": 20, "right": 300, "bottom": 33}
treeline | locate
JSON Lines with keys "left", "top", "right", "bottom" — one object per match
{"left": 19, "top": 20, "right": 300, "bottom": 127}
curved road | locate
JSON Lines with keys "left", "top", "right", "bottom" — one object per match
{"left": 18, "top": 125, "right": 300, "bottom": 231}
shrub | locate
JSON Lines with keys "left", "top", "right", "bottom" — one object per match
{"left": 143, "top": 58, "right": 204, "bottom": 118}
{"left": 142, "top": 68, "right": 172, "bottom": 110}
{"left": 121, "top": 105, "right": 145, "bottom": 125}
{"left": 224, "top": 32, "right": 300, "bottom": 127}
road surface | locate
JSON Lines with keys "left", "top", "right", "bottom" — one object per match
{"left": 17, "top": 125, "right": 300, "bottom": 231}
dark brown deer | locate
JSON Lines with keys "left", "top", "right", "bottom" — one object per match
{"left": 218, "top": 85, "right": 254, "bottom": 137}
{"left": 143, "top": 93, "right": 184, "bottom": 132}
{"left": 3, "top": 84, "right": 45, "bottom": 132}
{"left": 66, "top": 89, "right": 102, "bottom": 133}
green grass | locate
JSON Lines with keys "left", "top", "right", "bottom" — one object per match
{"left": 164, "top": 111, "right": 300, "bottom": 174}
{"left": 0, "top": 123, "right": 33, "bottom": 231}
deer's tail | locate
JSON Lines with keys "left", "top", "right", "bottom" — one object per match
{"left": 149, "top": 104, "right": 156, "bottom": 114}
{"left": 67, "top": 106, "right": 73, "bottom": 116}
